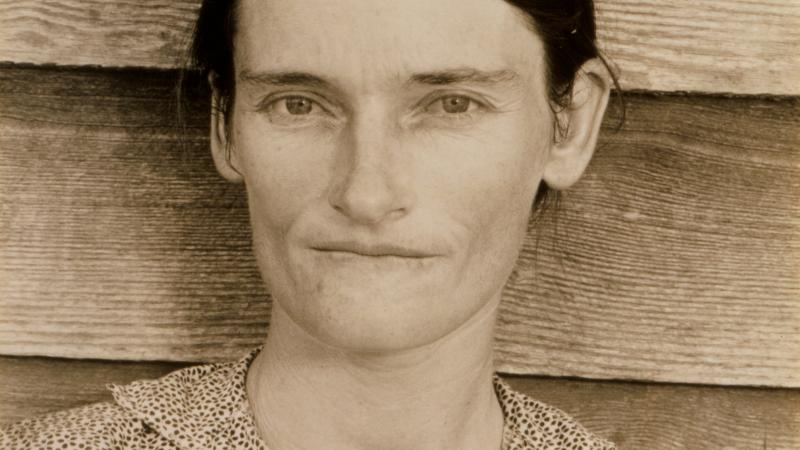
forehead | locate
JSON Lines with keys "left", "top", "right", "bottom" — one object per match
{"left": 234, "top": 0, "right": 545, "bottom": 87}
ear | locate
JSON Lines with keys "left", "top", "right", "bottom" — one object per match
{"left": 209, "top": 73, "right": 244, "bottom": 183}
{"left": 542, "top": 58, "right": 611, "bottom": 190}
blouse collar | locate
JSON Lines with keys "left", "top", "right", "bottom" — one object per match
{"left": 110, "top": 347, "right": 539, "bottom": 449}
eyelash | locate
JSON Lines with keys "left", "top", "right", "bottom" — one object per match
{"left": 256, "top": 91, "right": 490, "bottom": 126}
{"left": 258, "top": 94, "right": 330, "bottom": 117}
{"left": 425, "top": 94, "right": 485, "bottom": 115}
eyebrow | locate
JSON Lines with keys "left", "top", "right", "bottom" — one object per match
{"left": 238, "top": 68, "right": 521, "bottom": 91}
{"left": 408, "top": 68, "right": 521, "bottom": 86}
{"left": 238, "top": 70, "right": 334, "bottom": 90}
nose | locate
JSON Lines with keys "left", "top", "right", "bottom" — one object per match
{"left": 327, "top": 114, "right": 414, "bottom": 225}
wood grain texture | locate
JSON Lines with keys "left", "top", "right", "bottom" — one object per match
{"left": 503, "top": 376, "right": 800, "bottom": 450}
{"left": 0, "top": 0, "right": 799, "bottom": 94}
{"left": 595, "top": 0, "right": 800, "bottom": 95}
{"left": 0, "top": 356, "right": 191, "bottom": 426}
{"left": 0, "top": 66, "right": 798, "bottom": 387}
{"left": 1, "top": 356, "right": 798, "bottom": 450}
{"left": 495, "top": 91, "right": 800, "bottom": 386}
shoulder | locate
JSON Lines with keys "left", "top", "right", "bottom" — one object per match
{"left": 0, "top": 401, "right": 173, "bottom": 449}
{"left": 494, "top": 375, "right": 616, "bottom": 450}
{"left": 2, "top": 349, "right": 263, "bottom": 450}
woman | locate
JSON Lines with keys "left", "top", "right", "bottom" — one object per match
{"left": 2, "top": 0, "right": 616, "bottom": 448}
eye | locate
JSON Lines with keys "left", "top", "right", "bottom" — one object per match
{"left": 426, "top": 95, "right": 481, "bottom": 115}
{"left": 441, "top": 96, "right": 471, "bottom": 113}
{"left": 281, "top": 96, "right": 315, "bottom": 115}
{"left": 257, "top": 94, "right": 335, "bottom": 126}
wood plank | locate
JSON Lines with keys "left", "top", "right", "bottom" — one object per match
{"left": 503, "top": 376, "right": 800, "bottom": 450}
{"left": 0, "top": 356, "right": 190, "bottom": 426}
{"left": 1, "top": 356, "right": 798, "bottom": 450}
{"left": 0, "top": 65, "right": 798, "bottom": 387}
{"left": 495, "top": 92, "right": 800, "bottom": 386}
{"left": 0, "top": 0, "right": 798, "bottom": 94}
{"left": 595, "top": 0, "right": 800, "bottom": 95}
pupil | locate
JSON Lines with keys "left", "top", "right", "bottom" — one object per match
{"left": 443, "top": 96, "right": 469, "bottom": 113}
{"left": 286, "top": 97, "right": 312, "bottom": 115}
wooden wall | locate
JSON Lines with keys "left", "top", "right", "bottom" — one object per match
{"left": 1, "top": 0, "right": 798, "bottom": 94}
{"left": 1, "top": 1, "right": 798, "bottom": 448}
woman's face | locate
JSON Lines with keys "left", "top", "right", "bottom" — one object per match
{"left": 221, "top": 0, "right": 556, "bottom": 352}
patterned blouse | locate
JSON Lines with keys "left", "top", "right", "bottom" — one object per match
{"left": 1, "top": 348, "right": 615, "bottom": 449}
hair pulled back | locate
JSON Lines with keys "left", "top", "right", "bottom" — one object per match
{"left": 186, "top": 0, "right": 620, "bottom": 210}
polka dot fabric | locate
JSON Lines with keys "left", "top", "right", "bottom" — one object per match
{"left": 493, "top": 376, "right": 615, "bottom": 449}
{"left": 2, "top": 348, "right": 615, "bottom": 449}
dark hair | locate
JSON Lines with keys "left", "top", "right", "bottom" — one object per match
{"left": 501, "top": 0, "right": 623, "bottom": 211}
{"left": 185, "top": 0, "right": 622, "bottom": 211}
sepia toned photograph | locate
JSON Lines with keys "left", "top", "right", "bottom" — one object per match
{"left": 0, "top": 0, "right": 798, "bottom": 449}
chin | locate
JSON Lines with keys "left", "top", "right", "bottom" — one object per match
{"left": 261, "top": 242, "right": 496, "bottom": 353}
{"left": 288, "top": 280, "right": 468, "bottom": 353}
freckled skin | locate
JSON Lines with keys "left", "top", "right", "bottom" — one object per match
{"left": 225, "top": 0, "right": 555, "bottom": 352}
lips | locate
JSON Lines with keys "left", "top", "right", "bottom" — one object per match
{"left": 311, "top": 240, "right": 438, "bottom": 258}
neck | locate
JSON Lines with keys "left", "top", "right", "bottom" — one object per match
{"left": 246, "top": 297, "right": 505, "bottom": 450}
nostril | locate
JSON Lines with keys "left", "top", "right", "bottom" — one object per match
{"left": 328, "top": 168, "right": 411, "bottom": 225}
{"left": 339, "top": 185, "right": 395, "bottom": 223}
{"left": 327, "top": 122, "right": 414, "bottom": 224}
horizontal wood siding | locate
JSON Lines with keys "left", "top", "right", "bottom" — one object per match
{"left": 1, "top": 356, "right": 798, "bottom": 449}
{"left": 595, "top": 0, "right": 800, "bottom": 95}
{"left": 504, "top": 376, "right": 800, "bottom": 450}
{"left": 0, "top": 0, "right": 798, "bottom": 94}
{"left": 0, "top": 357, "right": 191, "bottom": 426}
{"left": 1, "top": 66, "right": 797, "bottom": 387}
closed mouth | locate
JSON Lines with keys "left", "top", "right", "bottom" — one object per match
{"left": 311, "top": 241, "right": 438, "bottom": 259}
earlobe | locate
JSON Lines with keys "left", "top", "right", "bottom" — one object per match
{"left": 208, "top": 78, "right": 244, "bottom": 183}
{"left": 542, "top": 58, "right": 611, "bottom": 190}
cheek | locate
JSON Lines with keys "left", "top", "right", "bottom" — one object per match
{"left": 410, "top": 114, "right": 551, "bottom": 322}
{"left": 468, "top": 140, "right": 545, "bottom": 268}
{"left": 235, "top": 118, "right": 331, "bottom": 203}
{"left": 232, "top": 116, "right": 334, "bottom": 245}
{"left": 425, "top": 116, "right": 550, "bottom": 240}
